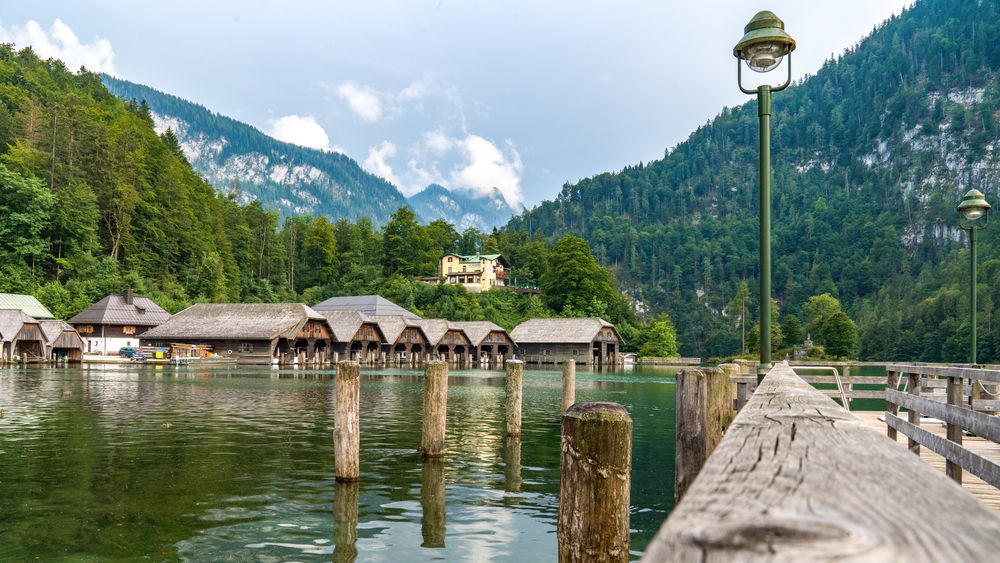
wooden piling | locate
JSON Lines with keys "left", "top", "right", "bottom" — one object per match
{"left": 503, "top": 436, "right": 522, "bottom": 494}
{"left": 562, "top": 360, "right": 576, "bottom": 413}
{"left": 419, "top": 360, "right": 449, "bottom": 458}
{"left": 333, "top": 481, "right": 359, "bottom": 563}
{"left": 557, "top": 402, "right": 632, "bottom": 563}
{"left": 505, "top": 360, "right": 525, "bottom": 437}
{"left": 334, "top": 361, "right": 361, "bottom": 482}
{"left": 675, "top": 368, "right": 736, "bottom": 502}
{"left": 420, "top": 459, "right": 446, "bottom": 548}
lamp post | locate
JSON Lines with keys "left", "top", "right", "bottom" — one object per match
{"left": 957, "top": 189, "right": 991, "bottom": 366}
{"left": 734, "top": 11, "right": 796, "bottom": 383}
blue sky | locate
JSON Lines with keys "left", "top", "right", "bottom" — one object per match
{"left": 2, "top": 1, "right": 911, "bottom": 207}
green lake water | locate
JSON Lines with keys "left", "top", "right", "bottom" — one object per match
{"left": 0, "top": 365, "right": 679, "bottom": 561}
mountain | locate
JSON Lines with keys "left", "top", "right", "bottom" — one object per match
{"left": 408, "top": 184, "right": 516, "bottom": 231}
{"left": 507, "top": 0, "right": 1000, "bottom": 362}
{"left": 101, "top": 76, "right": 409, "bottom": 225}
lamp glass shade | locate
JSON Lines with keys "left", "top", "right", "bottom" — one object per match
{"left": 744, "top": 42, "right": 785, "bottom": 73}
{"left": 957, "top": 189, "right": 991, "bottom": 222}
{"left": 734, "top": 11, "right": 796, "bottom": 73}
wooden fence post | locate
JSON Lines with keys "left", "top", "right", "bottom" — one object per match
{"left": 946, "top": 375, "right": 963, "bottom": 483}
{"left": 908, "top": 372, "right": 921, "bottom": 454}
{"left": 506, "top": 360, "right": 524, "bottom": 437}
{"left": 562, "top": 360, "right": 576, "bottom": 413}
{"left": 333, "top": 482, "right": 359, "bottom": 563}
{"left": 886, "top": 369, "right": 900, "bottom": 441}
{"left": 675, "top": 367, "right": 736, "bottom": 502}
{"left": 334, "top": 361, "right": 361, "bottom": 482}
{"left": 420, "top": 458, "right": 446, "bottom": 548}
{"left": 557, "top": 402, "right": 632, "bottom": 563}
{"left": 419, "top": 360, "right": 448, "bottom": 458}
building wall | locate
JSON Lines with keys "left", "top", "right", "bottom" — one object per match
{"left": 76, "top": 324, "right": 156, "bottom": 355}
{"left": 517, "top": 342, "right": 592, "bottom": 364}
{"left": 438, "top": 255, "right": 506, "bottom": 292}
{"left": 141, "top": 338, "right": 276, "bottom": 358}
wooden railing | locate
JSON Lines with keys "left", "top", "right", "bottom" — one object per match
{"left": 885, "top": 364, "right": 1000, "bottom": 488}
{"left": 644, "top": 361, "right": 1000, "bottom": 561}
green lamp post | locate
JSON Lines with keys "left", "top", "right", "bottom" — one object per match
{"left": 958, "top": 188, "right": 991, "bottom": 366}
{"left": 734, "top": 11, "right": 796, "bottom": 382}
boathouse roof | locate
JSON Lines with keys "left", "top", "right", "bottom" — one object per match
{"left": 142, "top": 303, "right": 326, "bottom": 341}
{"left": 68, "top": 290, "right": 171, "bottom": 327}
{"left": 448, "top": 321, "right": 510, "bottom": 346}
{"left": 0, "top": 294, "right": 53, "bottom": 319}
{"left": 411, "top": 319, "right": 470, "bottom": 347}
{"left": 312, "top": 294, "right": 420, "bottom": 319}
{"left": 319, "top": 311, "right": 385, "bottom": 343}
{"left": 39, "top": 320, "right": 84, "bottom": 349}
{"left": 368, "top": 315, "right": 429, "bottom": 344}
{"left": 0, "top": 309, "right": 44, "bottom": 343}
{"left": 510, "top": 317, "right": 622, "bottom": 345}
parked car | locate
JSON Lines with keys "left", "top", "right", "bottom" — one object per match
{"left": 118, "top": 346, "right": 140, "bottom": 358}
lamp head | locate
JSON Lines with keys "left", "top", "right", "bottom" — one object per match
{"left": 958, "top": 188, "right": 991, "bottom": 224}
{"left": 734, "top": 11, "right": 796, "bottom": 73}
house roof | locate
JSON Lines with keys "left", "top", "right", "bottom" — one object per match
{"left": 368, "top": 315, "right": 429, "bottom": 344}
{"left": 0, "top": 309, "right": 41, "bottom": 342}
{"left": 444, "top": 254, "right": 510, "bottom": 267}
{"left": 510, "top": 317, "right": 621, "bottom": 345}
{"left": 141, "top": 303, "right": 325, "bottom": 341}
{"left": 319, "top": 311, "right": 385, "bottom": 343}
{"left": 411, "top": 319, "right": 470, "bottom": 346}
{"left": 0, "top": 294, "right": 53, "bottom": 319}
{"left": 39, "top": 320, "right": 83, "bottom": 349}
{"left": 68, "top": 293, "right": 171, "bottom": 327}
{"left": 448, "top": 321, "right": 509, "bottom": 346}
{"left": 312, "top": 294, "right": 420, "bottom": 319}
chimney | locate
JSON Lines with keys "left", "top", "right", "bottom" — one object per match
{"left": 124, "top": 288, "right": 134, "bottom": 305}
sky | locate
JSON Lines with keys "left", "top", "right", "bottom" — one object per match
{"left": 1, "top": 1, "right": 913, "bottom": 208}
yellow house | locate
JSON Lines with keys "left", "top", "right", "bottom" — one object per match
{"left": 438, "top": 253, "right": 511, "bottom": 292}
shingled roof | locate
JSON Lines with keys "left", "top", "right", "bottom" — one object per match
{"left": 142, "top": 303, "right": 325, "bottom": 341}
{"left": 39, "top": 320, "right": 83, "bottom": 349}
{"left": 0, "top": 294, "right": 53, "bottom": 319}
{"left": 320, "top": 311, "right": 385, "bottom": 343}
{"left": 312, "top": 295, "right": 420, "bottom": 319}
{"left": 368, "top": 315, "right": 429, "bottom": 344}
{"left": 69, "top": 291, "right": 171, "bottom": 327}
{"left": 411, "top": 319, "right": 471, "bottom": 346}
{"left": 448, "top": 321, "right": 509, "bottom": 346}
{"left": 510, "top": 317, "right": 621, "bottom": 345}
{"left": 0, "top": 309, "right": 42, "bottom": 342}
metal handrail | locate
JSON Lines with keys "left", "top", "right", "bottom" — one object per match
{"left": 792, "top": 365, "right": 849, "bottom": 408}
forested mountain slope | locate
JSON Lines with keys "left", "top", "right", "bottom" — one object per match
{"left": 507, "top": 0, "right": 1000, "bottom": 362}
{"left": 102, "top": 76, "right": 409, "bottom": 225}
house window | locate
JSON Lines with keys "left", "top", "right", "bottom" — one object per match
{"left": 240, "top": 343, "right": 254, "bottom": 353}
{"left": 573, "top": 350, "right": 579, "bottom": 356}
{"left": 122, "top": 326, "right": 137, "bottom": 335}
{"left": 77, "top": 325, "right": 94, "bottom": 334}
{"left": 544, "top": 349, "right": 551, "bottom": 356}
{"left": 463, "top": 265, "right": 467, "bottom": 272}
{"left": 448, "top": 257, "right": 453, "bottom": 262}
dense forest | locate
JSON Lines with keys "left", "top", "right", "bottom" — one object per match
{"left": 0, "top": 45, "right": 672, "bottom": 350}
{"left": 101, "top": 75, "right": 409, "bottom": 225}
{"left": 507, "top": 0, "right": 1000, "bottom": 362}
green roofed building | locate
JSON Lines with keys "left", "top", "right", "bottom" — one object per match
{"left": 0, "top": 294, "right": 53, "bottom": 319}
{"left": 438, "top": 253, "right": 510, "bottom": 292}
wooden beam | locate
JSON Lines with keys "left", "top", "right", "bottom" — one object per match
{"left": 642, "top": 362, "right": 1000, "bottom": 562}
{"left": 887, "top": 389, "right": 1000, "bottom": 443}
{"left": 886, "top": 363, "right": 1000, "bottom": 384}
{"left": 885, "top": 413, "right": 1000, "bottom": 489}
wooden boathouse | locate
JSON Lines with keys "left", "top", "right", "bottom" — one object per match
{"left": 39, "top": 320, "right": 84, "bottom": 361}
{"left": 140, "top": 303, "right": 331, "bottom": 364}
{"left": 69, "top": 289, "right": 171, "bottom": 355}
{"left": 368, "top": 315, "right": 430, "bottom": 366}
{"left": 0, "top": 309, "right": 47, "bottom": 363}
{"left": 320, "top": 310, "right": 385, "bottom": 363}
{"left": 510, "top": 317, "right": 622, "bottom": 365}
{"left": 313, "top": 294, "right": 420, "bottom": 319}
{"left": 448, "top": 321, "right": 514, "bottom": 365}
{"left": 412, "top": 319, "right": 472, "bottom": 364}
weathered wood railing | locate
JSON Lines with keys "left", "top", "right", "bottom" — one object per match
{"left": 645, "top": 361, "right": 1000, "bottom": 561}
{"left": 885, "top": 364, "right": 1000, "bottom": 488}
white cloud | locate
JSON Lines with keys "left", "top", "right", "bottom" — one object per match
{"left": 266, "top": 114, "right": 333, "bottom": 152}
{"left": 336, "top": 83, "right": 383, "bottom": 122}
{"left": 450, "top": 135, "right": 523, "bottom": 207}
{"left": 0, "top": 19, "right": 116, "bottom": 74}
{"left": 363, "top": 141, "right": 403, "bottom": 188}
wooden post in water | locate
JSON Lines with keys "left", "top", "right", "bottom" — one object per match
{"left": 503, "top": 436, "right": 523, "bottom": 494}
{"left": 419, "top": 360, "right": 449, "bottom": 458}
{"left": 505, "top": 360, "right": 525, "bottom": 437}
{"left": 675, "top": 367, "right": 736, "bottom": 501}
{"left": 557, "top": 402, "right": 632, "bottom": 563}
{"left": 333, "top": 481, "right": 359, "bottom": 563}
{"left": 334, "top": 361, "right": 361, "bottom": 482}
{"left": 562, "top": 360, "right": 576, "bottom": 413}
{"left": 420, "top": 458, "right": 446, "bottom": 548}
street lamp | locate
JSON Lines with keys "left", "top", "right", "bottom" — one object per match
{"left": 734, "top": 10, "right": 796, "bottom": 383}
{"left": 958, "top": 188, "right": 991, "bottom": 366}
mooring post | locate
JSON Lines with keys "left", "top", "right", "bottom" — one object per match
{"left": 419, "top": 360, "right": 449, "bottom": 458}
{"left": 333, "top": 481, "right": 359, "bottom": 562}
{"left": 562, "top": 360, "right": 576, "bottom": 413}
{"left": 420, "top": 458, "right": 446, "bottom": 548}
{"left": 334, "top": 361, "right": 361, "bottom": 482}
{"left": 505, "top": 360, "right": 525, "bottom": 437}
{"left": 503, "top": 436, "right": 522, "bottom": 494}
{"left": 557, "top": 402, "right": 632, "bottom": 563}
{"left": 675, "top": 367, "right": 736, "bottom": 501}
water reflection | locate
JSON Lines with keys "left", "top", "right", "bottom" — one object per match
{"left": 503, "top": 436, "right": 523, "bottom": 495}
{"left": 420, "top": 459, "right": 446, "bottom": 548}
{"left": 333, "top": 482, "right": 359, "bottom": 563}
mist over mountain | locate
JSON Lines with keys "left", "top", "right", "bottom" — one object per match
{"left": 408, "top": 184, "right": 516, "bottom": 231}
{"left": 507, "top": 0, "right": 1000, "bottom": 362}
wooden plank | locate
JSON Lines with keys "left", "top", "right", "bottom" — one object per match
{"left": 674, "top": 369, "right": 706, "bottom": 502}
{"left": 885, "top": 414, "right": 1000, "bottom": 490}
{"left": 908, "top": 372, "right": 921, "bottom": 454}
{"left": 642, "top": 362, "right": 1000, "bottom": 562}
{"left": 888, "top": 390, "right": 1000, "bottom": 444}
{"left": 847, "top": 390, "right": 885, "bottom": 399}
{"left": 887, "top": 370, "right": 900, "bottom": 441}
{"left": 887, "top": 363, "right": 1000, "bottom": 384}
{"left": 973, "top": 399, "right": 1000, "bottom": 413}
{"left": 947, "top": 377, "right": 964, "bottom": 483}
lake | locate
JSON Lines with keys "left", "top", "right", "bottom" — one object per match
{"left": 0, "top": 365, "right": 679, "bottom": 561}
